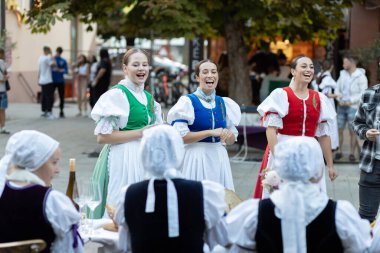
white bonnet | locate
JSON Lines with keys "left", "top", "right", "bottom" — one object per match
{"left": 0, "top": 130, "right": 59, "bottom": 172}
{"left": 274, "top": 137, "right": 324, "bottom": 182}
{"left": 140, "top": 125, "right": 184, "bottom": 177}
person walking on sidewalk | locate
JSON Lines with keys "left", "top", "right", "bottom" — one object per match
{"left": 38, "top": 46, "right": 56, "bottom": 119}
{"left": 52, "top": 47, "right": 68, "bottom": 118}
{"left": 351, "top": 80, "right": 380, "bottom": 222}
{"left": 334, "top": 54, "right": 368, "bottom": 162}
{"left": 0, "top": 48, "right": 10, "bottom": 134}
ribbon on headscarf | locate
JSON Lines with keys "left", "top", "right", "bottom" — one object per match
{"left": 145, "top": 177, "right": 179, "bottom": 237}
{"left": 271, "top": 182, "right": 307, "bottom": 253}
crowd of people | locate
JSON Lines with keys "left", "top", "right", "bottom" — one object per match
{"left": 1, "top": 47, "right": 380, "bottom": 253}
{"left": 37, "top": 46, "right": 112, "bottom": 120}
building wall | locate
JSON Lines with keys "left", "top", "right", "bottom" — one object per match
{"left": 350, "top": 3, "right": 380, "bottom": 86}
{"left": 5, "top": 9, "right": 97, "bottom": 103}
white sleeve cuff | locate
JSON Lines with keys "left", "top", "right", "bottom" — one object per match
{"left": 94, "top": 117, "right": 119, "bottom": 135}
{"left": 263, "top": 114, "right": 283, "bottom": 129}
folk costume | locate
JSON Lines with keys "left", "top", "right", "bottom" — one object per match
{"left": 91, "top": 77, "right": 162, "bottom": 217}
{"left": 167, "top": 89, "right": 241, "bottom": 190}
{"left": 253, "top": 86, "right": 336, "bottom": 198}
{"left": 115, "top": 125, "right": 228, "bottom": 253}
{"left": 227, "top": 137, "right": 371, "bottom": 253}
{"left": 0, "top": 130, "right": 84, "bottom": 253}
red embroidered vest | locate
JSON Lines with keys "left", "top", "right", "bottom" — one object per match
{"left": 278, "top": 87, "right": 320, "bottom": 137}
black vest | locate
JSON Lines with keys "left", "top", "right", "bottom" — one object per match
{"left": 0, "top": 182, "right": 56, "bottom": 253}
{"left": 125, "top": 179, "right": 205, "bottom": 253}
{"left": 255, "top": 199, "right": 343, "bottom": 253}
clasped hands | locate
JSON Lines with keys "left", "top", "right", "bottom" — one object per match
{"left": 212, "top": 128, "right": 234, "bottom": 144}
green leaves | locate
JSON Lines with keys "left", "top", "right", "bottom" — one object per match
{"left": 25, "top": 0, "right": 358, "bottom": 43}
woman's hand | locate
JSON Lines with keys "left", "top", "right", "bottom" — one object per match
{"left": 220, "top": 128, "right": 234, "bottom": 143}
{"left": 327, "top": 166, "right": 338, "bottom": 181}
{"left": 366, "top": 129, "right": 380, "bottom": 141}
{"left": 211, "top": 128, "right": 223, "bottom": 137}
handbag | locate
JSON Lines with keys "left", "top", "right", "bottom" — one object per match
{"left": 0, "top": 67, "right": 9, "bottom": 91}
{"left": 5, "top": 80, "right": 10, "bottom": 91}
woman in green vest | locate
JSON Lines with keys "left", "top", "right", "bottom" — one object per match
{"left": 90, "top": 48, "right": 162, "bottom": 217}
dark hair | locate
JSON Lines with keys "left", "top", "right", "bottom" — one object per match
{"left": 343, "top": 54, "right": 357, "bottom": 65}
{"left": 321, "top": 60, "right": 333, "bottom": 72}
{"left": 122, "top": 48, "right": 150, "bottom": 65}
{"left": 56, "top": 47, "right": 63, "bottom": 54}
{"left": 0, "top": 48, "right": 4, "bottom": 54}
{"left": 78, "top": 54, "right": 87, "bottom": 65}
{"left": 290, "top": 54, "right": 308, "bottom": 69}
{"left": 195, "top": 59, "right": 217, "bottom": 77}
{"left": 99, "top": 48, "right": 110, "bottom": 61}
{"left": 90, "top": 55, "right": 97, "bottom": 63}
{"left": 43, "top": 46, "right": 51, "bottom": 53}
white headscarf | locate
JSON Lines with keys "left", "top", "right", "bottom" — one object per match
{"left": 139, "top": 125, "right": 184, "bottom": 238}
{"left": 270, "top": 137, "right": 328, "bottom": 253}
{"left": 0, "top": 130, "right": 59, "bottom": 188}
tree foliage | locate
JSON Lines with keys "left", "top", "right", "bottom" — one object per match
{"left": 26, "top": 0, "right": 356, "bottom": 43}
{"left": 25, "top": 0, "right": 360, "bottom": 104}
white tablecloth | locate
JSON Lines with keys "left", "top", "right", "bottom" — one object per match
{"left": 82, "top": 218, "right": 228, "bottom": 253}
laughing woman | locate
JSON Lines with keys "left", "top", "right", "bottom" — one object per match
{"left": 91, "top": 48, "right": 162, "bottom": 217}
{"left": 167, "top": 59, "right": 241, "bottom": 190}
{"left": 253, "top": 55, "right": 338, "bottom": 198}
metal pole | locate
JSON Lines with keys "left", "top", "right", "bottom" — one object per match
{"left": 0, "top": 0, "right": 5, "bottom": 37}
{"left": 150, "top": 30, "right": 155, "bottom": 96}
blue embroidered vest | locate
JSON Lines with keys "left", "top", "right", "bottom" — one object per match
{"left": 186, "top": 94, "right": 226, "bottom": 143}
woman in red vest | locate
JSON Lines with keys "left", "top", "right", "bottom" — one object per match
{"left": 253, "top": 55, "right": 338, "bottom": 198}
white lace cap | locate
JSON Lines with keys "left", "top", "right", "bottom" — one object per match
{"left": 271, "top": 137, "right": 324, "bottom": 253}
{"left": 139, "top": 125, "right": 184, "bottom": 238}
{"left": 0, "top": 130, "right": 59, "bottom": 173}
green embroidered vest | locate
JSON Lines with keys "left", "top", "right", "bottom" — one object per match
{"left": 114, "top": 84, "right": 155, "bottom": 130}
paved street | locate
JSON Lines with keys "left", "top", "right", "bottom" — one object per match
{"left": 0, "top": 102, "right": 362, "bottom": 251}
{"left": 0, "top": 102, "right": 361, "bottom": 206}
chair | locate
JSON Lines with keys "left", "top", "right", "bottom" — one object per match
{"left": 0, "top": 239, "right": 46, "bottom": 253}
{"left": 268, "top": 79, "right": 289, "bottom": 94}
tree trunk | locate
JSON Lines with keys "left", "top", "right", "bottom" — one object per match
{"left": 224, "top": 19, "right": 252, "bottom": 105}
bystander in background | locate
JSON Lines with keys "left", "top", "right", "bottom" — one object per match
{"left": 0, "top": 48, "right": 10, "bottom": 134}
{"left": 38, "top": 46, "right": 56, "bottom": 119}
{"left": 51, "top": 47, "right": 68, "bottom": 118}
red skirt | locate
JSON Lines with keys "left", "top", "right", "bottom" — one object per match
{"left": 253, "top": 145, "right": 270, "bottom": 199}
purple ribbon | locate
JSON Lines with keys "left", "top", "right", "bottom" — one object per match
{"left": 71, "top": 224, "right": 84, "bottom": 248}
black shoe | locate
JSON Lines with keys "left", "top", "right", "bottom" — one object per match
{"left": 349, "top": 154, "right": 356, "bottom": 162}
{"left": 334, "top": 152, "right": 342, "bottom": 160}
{"left": 59, "top": 112, "right": 65, "bottom": 118}
{"left": 88, "top": 151, "right": 100, "bottom": 158}
{"left": 0, "top": 129, "right": 10, "bottom": 134}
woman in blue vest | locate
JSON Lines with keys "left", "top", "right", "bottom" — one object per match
{"left": 91, "top": 48, "right": 162, "bottom": 217}
{"left": 226, "top": 137, "right": 371, "bottom": 253}
{"left": 167, "top": 59, "right": 241, "bottom": 190}
{"left": 0, "top": 130, "right": 84, "bottom": 253}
